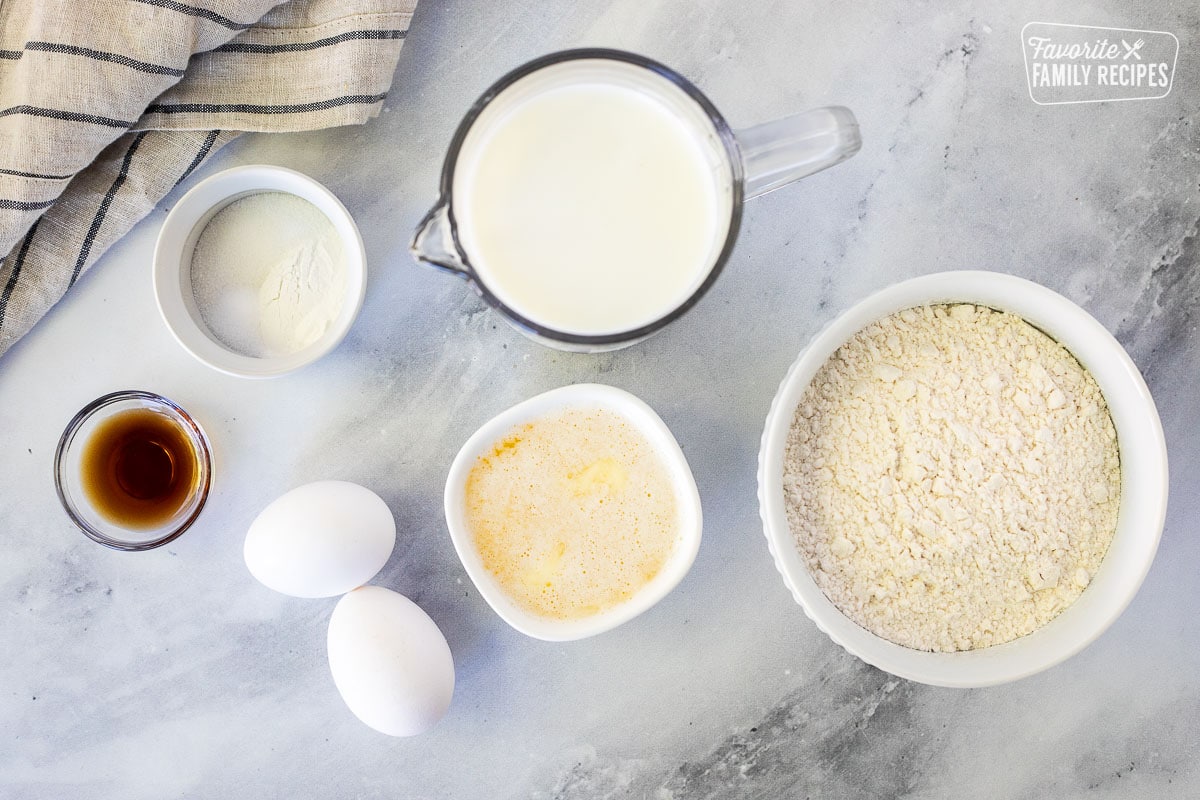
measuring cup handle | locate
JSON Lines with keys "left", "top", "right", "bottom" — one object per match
{"left": 735, "top": 106, "right": 861, "bottom": 200}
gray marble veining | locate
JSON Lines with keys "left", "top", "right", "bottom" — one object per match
{"left": 1, "top": 0, "right": 1198, "bottom": 798}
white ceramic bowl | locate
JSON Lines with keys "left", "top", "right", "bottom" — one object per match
{"left": 758, "top": 270, "right": 1168, "bottom": 687}
{"left": 445, "top": 383, "right": 703, "bottom": 641}
{"left": 153, "top": 165, "right": 366, "bottom": 378}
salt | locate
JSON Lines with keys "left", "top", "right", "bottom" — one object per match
{"left": 189, "top": 192, "right": 346, "bottom": 358}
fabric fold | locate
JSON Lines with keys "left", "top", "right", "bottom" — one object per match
{"left": 0, "top": 0, "right": 416, "bottom": 358}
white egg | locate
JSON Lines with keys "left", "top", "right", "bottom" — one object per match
{"left": 327, "top": 586, "right": 454, "bottom": 736}
{"left": 244, "top": 481, "right": 395, "bottom": 598}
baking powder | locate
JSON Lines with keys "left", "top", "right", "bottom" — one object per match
{"left": 189, "top": 192, "right": 346, "bottom": 358}
{"left": 783, "top": 304, "right": 1121, "bottom": 652}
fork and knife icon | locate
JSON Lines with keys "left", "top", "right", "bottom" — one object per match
{"left": 1121, "top": 38, "right": 1145, "bottom": 60}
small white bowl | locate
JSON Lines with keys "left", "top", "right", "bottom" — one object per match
{"left": 153, "top": 165, "right": 366, "bottom": 378}
{"left": 444, "top": 383, "right": 703, "bottom": 641}
{"left": 758, "top": 270, "right": 1169, "bottom": 687}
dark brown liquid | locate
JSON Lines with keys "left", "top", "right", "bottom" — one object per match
{"left": 80, "top": 408, "right": 198, "bottom": 530}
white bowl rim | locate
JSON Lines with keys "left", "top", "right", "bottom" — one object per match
{"left": 444, "top": 382, "right": 703, "bottom": 641}
{"left": 152, "top": 164, "right": 367, "bottom": 379}
{"left": 757, "top": 270, "right": 1169, "bottom": 687}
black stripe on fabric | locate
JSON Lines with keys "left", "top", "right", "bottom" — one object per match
{"left": 0, "top": 218, "right": 41, "bottom": 334}
{"left": 0, "top": 50, "right": 21, "bottom": 60}
{"left": 0, "top": 105, "right": 133, "bottom": 128}
{"left": 126, "top": 0, "right": 252, "bottom": 30}
{"left": 214, "top": 29, "right": 407, "bottom": 54}
{"left": 145, "top": 93, "right": 387, "bottom": 115}
{"left": 23, "top": 41, "right": 184, "bottom": 77}
{"left": 70, "top": 132, "right": 147, "bottom": 287}
{"left": 0, "top": 167, "right": 72, "bottom": 180}
{"left": 176, "top": 130, "right": 219, "bottom": 186}
{"left": 0, "top": 198, "right": 55, "bottom": 211}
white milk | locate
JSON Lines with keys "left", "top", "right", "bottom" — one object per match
{"left": 454, "top": 74, "right": 730, "bottom": 337}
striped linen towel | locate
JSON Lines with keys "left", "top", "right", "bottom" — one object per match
{"left": 0, "top": 0, "right": 416, "bottom": 358}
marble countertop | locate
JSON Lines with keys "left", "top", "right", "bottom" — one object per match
{"left": 3, "top": 0, "right": 1198, "bottom": 797}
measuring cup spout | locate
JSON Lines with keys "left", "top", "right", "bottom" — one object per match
{"left": 410, "top": 200, "right": 470, "bottom": 276}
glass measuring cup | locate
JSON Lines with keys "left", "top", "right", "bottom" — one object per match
{"left": 411, "top": 48, "right": 861, "bottom": 352}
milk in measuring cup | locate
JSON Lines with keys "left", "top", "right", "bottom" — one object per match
{"left": 453, "top": 81, "right": 732, "bottom": 336}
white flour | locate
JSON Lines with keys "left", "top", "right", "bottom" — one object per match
{"left": 783, "top": 304, "right": 1121, "bottom": 652}
{"left": 189, "top": 192, "right": 345, "bottom": 358}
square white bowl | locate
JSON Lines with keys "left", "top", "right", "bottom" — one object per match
{"left": 444, "top": 383, "right": 703, "bottom": 641}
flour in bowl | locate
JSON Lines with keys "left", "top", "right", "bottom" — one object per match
{"left": 783, "top": 303, "right": 1121, "bottom": 652}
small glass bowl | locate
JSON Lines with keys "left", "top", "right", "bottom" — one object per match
{"left": 54, "top": 391, "right": 213, "bottom": 551}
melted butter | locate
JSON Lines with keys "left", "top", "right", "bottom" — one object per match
{"left": 464, "top": 408, "right": 678, "bottom": 621}
{"left": 567, "top": 457, "right": 627, "bottom": 496}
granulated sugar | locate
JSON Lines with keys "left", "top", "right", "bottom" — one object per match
{"left": 783, "top": 304, "right": 1121, "bottom": 652}
{"left": 189, "top": 192, "right": 345, "bottom": 358}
